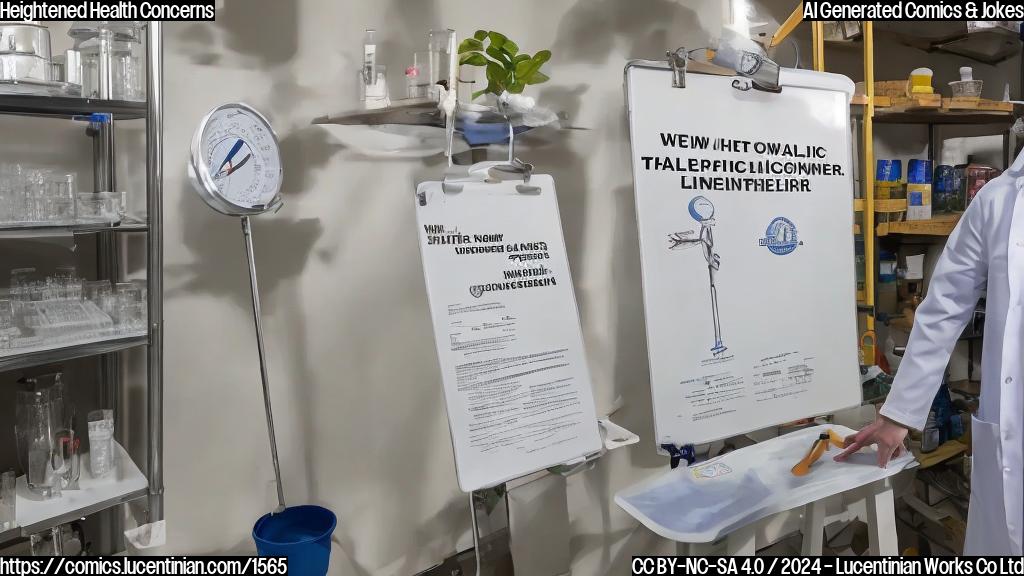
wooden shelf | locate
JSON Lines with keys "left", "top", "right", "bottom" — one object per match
{"left": 853, "top": 198, "right": 908, "bottom": 213}
{"left": 872, "top": 107, "right": 1016, "bottom": 125}
{"left": 877, "top": 212, "right": 962, "bottom": 237}
{"left": 875, "top": 199, "right": 908, "bottom": 212}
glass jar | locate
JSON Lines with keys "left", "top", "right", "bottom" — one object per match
{"left": 71, "top": 22, "right": 144, "bottom": 101}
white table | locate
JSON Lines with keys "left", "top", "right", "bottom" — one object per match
{"left": 617, "top": 426, "right": 911, "bottom": 555}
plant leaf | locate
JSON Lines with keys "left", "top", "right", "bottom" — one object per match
{"left": 502, "top": 39, "right": 519, "bottom": 56}
{"left": 472, "top": 89, "right": 489, "bottom": 100}
{"left": 474, "top": 30, "right": 488, "bottom": 41}
{"left": 508, "top": 82, "right": 525, "bottom": 94}
{"left": 458, "top": 38, "right": 484, "bottom": 53}
{"left": 486, "top": 45, "right": 512, "bottom": 67}
{"left": 526, "top": 71, "right": 550, "bottom": 85}
{"left": 460, "top": 52, "right": 488, "bottom": 66}
{"left": 513, "top": 54, "right": 531, "bottom": 64}
{"left": 515, "top": 50, "right": 552, "bottom": 85}
{"left": 487, "top": 31, "right": 508, "bottom": 49}
{"left": 485, "top": 61, "right": 507, "bottom": 94}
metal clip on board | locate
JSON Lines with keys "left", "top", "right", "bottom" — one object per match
{"left": 667, "top": 47, "right": 688, "bottom": 88}
{"left": 665, "top": 41, "right": 782, "bottom": 93}
{"left": 439, "top": 100, "right": 540, "bottom": 197}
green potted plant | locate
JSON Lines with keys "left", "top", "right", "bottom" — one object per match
{"left": 458, "top": 31, "right": 551, "bottom": 100}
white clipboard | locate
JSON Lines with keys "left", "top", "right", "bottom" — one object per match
{"left": 415, "top": 175, "right": 602, "bottom": 491}
{"left": 625, "top": 60, "right": 862, "bottom": 449}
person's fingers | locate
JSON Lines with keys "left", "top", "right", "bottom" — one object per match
{"left": 893, "top": 444, "right": 904, "bottom": 458}
{"left": 877, "top": 443, "right": 896, "bottom": 468}
{"left": 843, "top": 432, "right": 859, "bottom": 447}
{"left": 834, "top": 439, "right": 865, "bottom": 461}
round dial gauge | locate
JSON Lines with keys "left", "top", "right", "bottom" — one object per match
{"left": 188, "top": 103, "right": 283, "bottom": 215}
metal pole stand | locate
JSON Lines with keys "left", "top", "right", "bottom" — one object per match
{"left": 241, "top": 216, "right": 286, "bottom": 514}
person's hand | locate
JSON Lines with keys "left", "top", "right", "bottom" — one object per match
{"left": 833, "top": 416, "right": 909, "bottom": 468}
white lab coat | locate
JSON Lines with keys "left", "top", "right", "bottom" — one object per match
{"left": 880, "top": 154, "right": 1024, "bottom": 555}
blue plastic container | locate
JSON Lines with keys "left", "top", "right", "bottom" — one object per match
{"left": 876, "top": 159, "right": 902, "bottom": 182}
{"left": 907, "top": 159, "right": 933, "bottom": 184}
{"left": 253, "top": 506, "right": 336, "bottom": 576}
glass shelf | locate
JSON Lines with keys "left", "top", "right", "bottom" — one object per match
{"left": 0, "top": 442, "right": 147, "bottom": 543}
{"left": 0, "top": 333, "right": 147, "bottom": 373}
{"left": 0, "top": 218, "right": 147, "bottom": 240}
{"left": 0, "top": 94, "right": 147, "bottom": 120}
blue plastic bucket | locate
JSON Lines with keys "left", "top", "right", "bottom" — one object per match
{"left": 253, "top": 505, "right": 336, "bottom": 576}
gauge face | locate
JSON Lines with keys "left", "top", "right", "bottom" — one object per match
{"left": 190, "top": 103, "right": 282, "bottom": 215}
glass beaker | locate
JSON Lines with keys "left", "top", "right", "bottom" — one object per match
{"left": 428, "top": 29, "right": 453, "bottom": 101}
{"left": 358, "top": 65, "right": 389, "bottom": 110}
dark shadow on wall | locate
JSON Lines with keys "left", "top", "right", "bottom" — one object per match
{"left": 609, "top": 182, "right": 663, "bottom": 471}
{"left": 173, "top": 0, "right": 299, "bottom": 67}
{"left": 553, "top": 0, "right": 706, "bottom": 64}
{"left": 521, "top": 84, "right": 590, "bottom": 270}
{"left": 165, "top": 181, "right": 327, "bottom": 314}
{"left": 279, "top": 125, "right": 348, "bottom": 198}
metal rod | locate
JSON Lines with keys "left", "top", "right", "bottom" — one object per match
{"left": 146, "top": 21, "right": 165, "bottom": 523}
{"left": 241, "top": 216, "right": 286, "bottom": 513}
{"left": 469, "top": 492, "right": 482, "bottom": 576}
{"left": 500, "top": 101, "right": 515, "bottom": 164}
{"left": 444, "top": 29, "right": 458, "bottom": 168}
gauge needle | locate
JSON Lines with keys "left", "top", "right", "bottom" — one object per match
{"left": 223, "top": 153, "right": 252, "bottom": 177}
{"left": 214, "top": 139, "right": 247, "bottom": 179}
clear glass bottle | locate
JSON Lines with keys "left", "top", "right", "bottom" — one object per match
{"left": 15, "top": 374, "right": 65, "bottom": 499}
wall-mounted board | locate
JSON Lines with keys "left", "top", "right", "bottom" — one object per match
{"left": 625, "top": 63, "right": 861, "bottom": 447}
{"left": 415, "top": 176, "right": 602, "bottom": 491}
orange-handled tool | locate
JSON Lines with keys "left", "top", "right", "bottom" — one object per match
{"left": 791, "top": 429, "right": 848, "bottom": 476}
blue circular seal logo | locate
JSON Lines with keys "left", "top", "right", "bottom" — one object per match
{"left": 759, "top": 217, "right": 801, "bottom": 255}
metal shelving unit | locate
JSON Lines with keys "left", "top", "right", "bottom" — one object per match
{"left": 0, "top": 22, "right": 163, "bottom": 552}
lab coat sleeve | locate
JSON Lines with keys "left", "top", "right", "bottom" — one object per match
{"left": 879, "top": 200, "right": 988, "bottom": 431}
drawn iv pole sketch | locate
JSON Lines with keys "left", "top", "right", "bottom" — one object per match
{"left": 669, "top": 196, "right": 727, "bottom": 356}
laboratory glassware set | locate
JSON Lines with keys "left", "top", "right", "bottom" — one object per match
{"left": 0, "top": 20, "right": 144, "bottom": 100}
{"left": 0, "top": 165, "right": 125, "bottom": 227}
{"left": 361, "top": 28, "right": 456, "bottom": 107}
{"left": 0, "top": 268, "right": 147, "bottom": 353}
{"left": 8, "top": 371, "right": 117, "bottom": 527}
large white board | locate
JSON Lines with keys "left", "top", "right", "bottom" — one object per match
{"left": 626, "top": 64, "right": 861, "bottom": 447}
{"left": 416, "top": 176, "right": 602, "bottom": 491}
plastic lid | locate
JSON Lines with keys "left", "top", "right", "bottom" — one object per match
{"left": 911, "top": 67, "right": 933, "bottom": 76}
{"left": 959, "top": 66, "right": 974, "bottom": 81}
